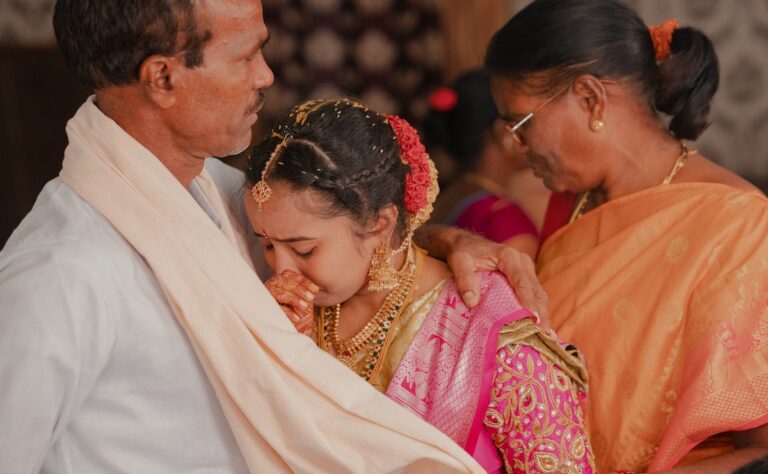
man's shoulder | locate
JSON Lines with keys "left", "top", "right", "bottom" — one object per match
{"left": 1, "top": 178, "right": 138, "bottom": 274}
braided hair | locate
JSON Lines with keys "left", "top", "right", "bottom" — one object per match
{"left": 246, "top": 99, "right": 410, "bottom": 237}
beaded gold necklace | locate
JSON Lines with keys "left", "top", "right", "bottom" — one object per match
{"left": 318, "top": 245, "right": 418, "bottom": 381}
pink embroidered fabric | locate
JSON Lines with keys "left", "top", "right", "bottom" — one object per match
{"left": 386, "top": 272, "right": 594, "bottom": 473}
{"left": 484, "top": 344, "right": 594, "bottom": 473}
{"left": 386, "top": 273, "right": 528, "bottom": 450}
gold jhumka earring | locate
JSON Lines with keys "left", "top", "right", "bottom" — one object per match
{"left": 251, "top": 132, "right": 291, "bottom": 210}
{"left": 367, "top": 237, "right": 412, "bottom": 292}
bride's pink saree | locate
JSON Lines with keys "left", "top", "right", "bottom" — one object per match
{"left": 386, "top": 272, "right": 534, "bottom": 472}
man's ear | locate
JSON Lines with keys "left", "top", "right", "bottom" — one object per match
{"left": 137, "top": 54, "right": 178, "bottom": 108}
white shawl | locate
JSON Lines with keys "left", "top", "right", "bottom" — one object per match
{"left": 60, "top": 97, "right": 481, "bottom": 473}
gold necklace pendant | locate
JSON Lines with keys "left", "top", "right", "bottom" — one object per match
{"left": 320, "top": 245, "right": 419, "bottom": 381}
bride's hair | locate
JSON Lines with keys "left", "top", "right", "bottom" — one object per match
{"left": 246, "top": 100, "right": 410, "bottom": 238}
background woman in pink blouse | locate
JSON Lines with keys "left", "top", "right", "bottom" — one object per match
{"left": 424, "top": 70, "right": 542, "bottom": 259}
{"left": 242, "top": 98, "right": 594, "bottom": 473}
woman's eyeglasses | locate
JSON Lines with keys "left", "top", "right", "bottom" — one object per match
{"left": 503, "top": 80, "right": 616, "bottom": 144}
{"left": 503, "top": 86, "right": 571, "bottom": 141}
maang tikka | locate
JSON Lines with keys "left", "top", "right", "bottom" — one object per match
{"left": 251, "top": 132, "right": 291, "bottom": 211}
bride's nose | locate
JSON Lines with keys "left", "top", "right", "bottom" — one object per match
{"left": 272, "top": 249, "right": 300, "bottom": 275}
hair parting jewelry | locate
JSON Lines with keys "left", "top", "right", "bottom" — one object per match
{"left": 251, "top": 132, "right": 291, "bottom": 211}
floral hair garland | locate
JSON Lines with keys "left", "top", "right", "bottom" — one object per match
{"left": 383, "top": 114, "right": 439, "bottom": 231}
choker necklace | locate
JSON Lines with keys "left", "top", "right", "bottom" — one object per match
{"left": 318, "top": 244, "right": 418, "bottom": 381}
{"left": 569, "top": 142, "right": 696, "bottom": 223}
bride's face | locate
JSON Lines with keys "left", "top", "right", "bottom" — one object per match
{"left": 244, "top": 181, "right": 381, "bottom": 306}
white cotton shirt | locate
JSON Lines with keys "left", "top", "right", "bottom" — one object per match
{"left": 0, "top": 159, "right": 260, "bottom": 474}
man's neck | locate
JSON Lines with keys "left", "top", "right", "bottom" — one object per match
{"left": 95, "top": 90, "right": 205, "bottom": 188}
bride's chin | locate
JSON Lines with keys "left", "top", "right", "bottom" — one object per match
{"left": 313, "top": 293, "right": 337, "bottom": 308}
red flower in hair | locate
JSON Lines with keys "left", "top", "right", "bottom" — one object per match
{"left": 649, "top": 18, "right": 678, "bottom": 61}
{"left": 429, "top": 87, "right": 458, "bottom": 112}
{"left": 385, "top": 114, "right": 432, "bottom": 213}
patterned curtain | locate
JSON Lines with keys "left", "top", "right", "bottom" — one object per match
{"left": 261, "top": 0, "right": 444, "bottom": 125}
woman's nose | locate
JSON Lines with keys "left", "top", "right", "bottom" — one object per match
{"left": 272, "top": 249, "right": 299, "bottom": 275}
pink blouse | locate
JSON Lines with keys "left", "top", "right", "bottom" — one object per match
{"left": 484, "top": 344, "right": 595, "bottom": 473}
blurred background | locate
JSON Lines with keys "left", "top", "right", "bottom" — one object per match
{"left": 1, "top": 0, "right": 767, "bottom": 244}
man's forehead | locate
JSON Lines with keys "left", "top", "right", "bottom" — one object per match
{"left": 200, "top": 0, "right": 262, "bottom": 13}
{"left": 198, "top": 0, "right": 265, "bottom": 27}
{"left": 198, "top": 0, "right": 267, "bottom": 46}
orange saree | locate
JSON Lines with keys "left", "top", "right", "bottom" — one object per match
{"left": 537, "top": 182, "right": 768, "bottom": 472}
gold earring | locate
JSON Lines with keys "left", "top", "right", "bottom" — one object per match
{"left": 367, "top": 242, "right": 399, "bottom": 291}
{"left": 590, "top": 119, "right": 604, "bottom": 132}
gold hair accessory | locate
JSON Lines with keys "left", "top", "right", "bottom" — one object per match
{"left": 251, "top": 132, "right": 291, "bottom": 211}
{"left": 290, "top": 98, "right": 370, "bottom": 126}
{"left": 364, "top": 114, "right": 439, "bottom": 292}
{"left": 590, "top": 119, "right": 604, "bottom": 132}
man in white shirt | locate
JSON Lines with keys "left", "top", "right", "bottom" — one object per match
{"left": 1, "top": 1, "right": 271, "bottom": 472}
{"left": 0, "top": 0, "right": 547, "bottom": 472}
{"left": 0, "top": 159, "right": 253, "bottom": 473}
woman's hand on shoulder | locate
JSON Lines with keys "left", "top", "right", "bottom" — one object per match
{"left": 265, "top": 270, "right": 318, "bottom": 338}
{"left": 447, "top": 228, "right": 549, "bottom": 327}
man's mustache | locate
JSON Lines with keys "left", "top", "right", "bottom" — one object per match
{"left": 246, "top": 91, "right": 266, "bottom": 115}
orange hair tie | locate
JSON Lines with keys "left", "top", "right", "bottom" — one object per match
{"left": 649, "top": 18, "right": 679, "bottom": 61}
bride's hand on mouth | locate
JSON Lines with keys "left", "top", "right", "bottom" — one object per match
{"left": 266, "top": 270, "right": 319, "bottom": 338}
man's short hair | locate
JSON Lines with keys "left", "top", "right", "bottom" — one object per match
{"left": 53, "top": 0, "right": 211, "bottom": 89}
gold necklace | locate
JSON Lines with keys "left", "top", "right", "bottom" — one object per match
{"left": 319, "top": 245, "right": 417, "bottom": 379}
{"left": 569, "top": 142, "right": 695, "bottom": 223}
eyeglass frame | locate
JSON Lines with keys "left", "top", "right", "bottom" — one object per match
{"left": 503, "top": 85, "right": 571, "bottom": 136}
{"left": 503, "top": 78, "right": 618, "bottom": 141}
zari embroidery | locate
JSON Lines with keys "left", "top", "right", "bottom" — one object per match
{"left": 484, "top": 344, "right": 596, "bottom": 473}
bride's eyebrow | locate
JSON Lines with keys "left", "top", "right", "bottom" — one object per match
{"left": 253, "top": 232, "right": 314, "bottom": 243}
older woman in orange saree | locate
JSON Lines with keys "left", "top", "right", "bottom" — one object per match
{"left": 486, "top": 0, "right": 768, "bottom": 472}
{"left": 537, "top": 184, "right": 768, "bottom": 471}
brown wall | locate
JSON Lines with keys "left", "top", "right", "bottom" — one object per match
{"left": 0, "top": 47, "right": 90, "bottom": 243}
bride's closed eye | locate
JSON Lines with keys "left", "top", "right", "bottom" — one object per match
{"left": 292, "top": 246, "right": 316, "bottom": 258}
{"left": 260, "top": 237, "right": 315, "bottom": 259}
